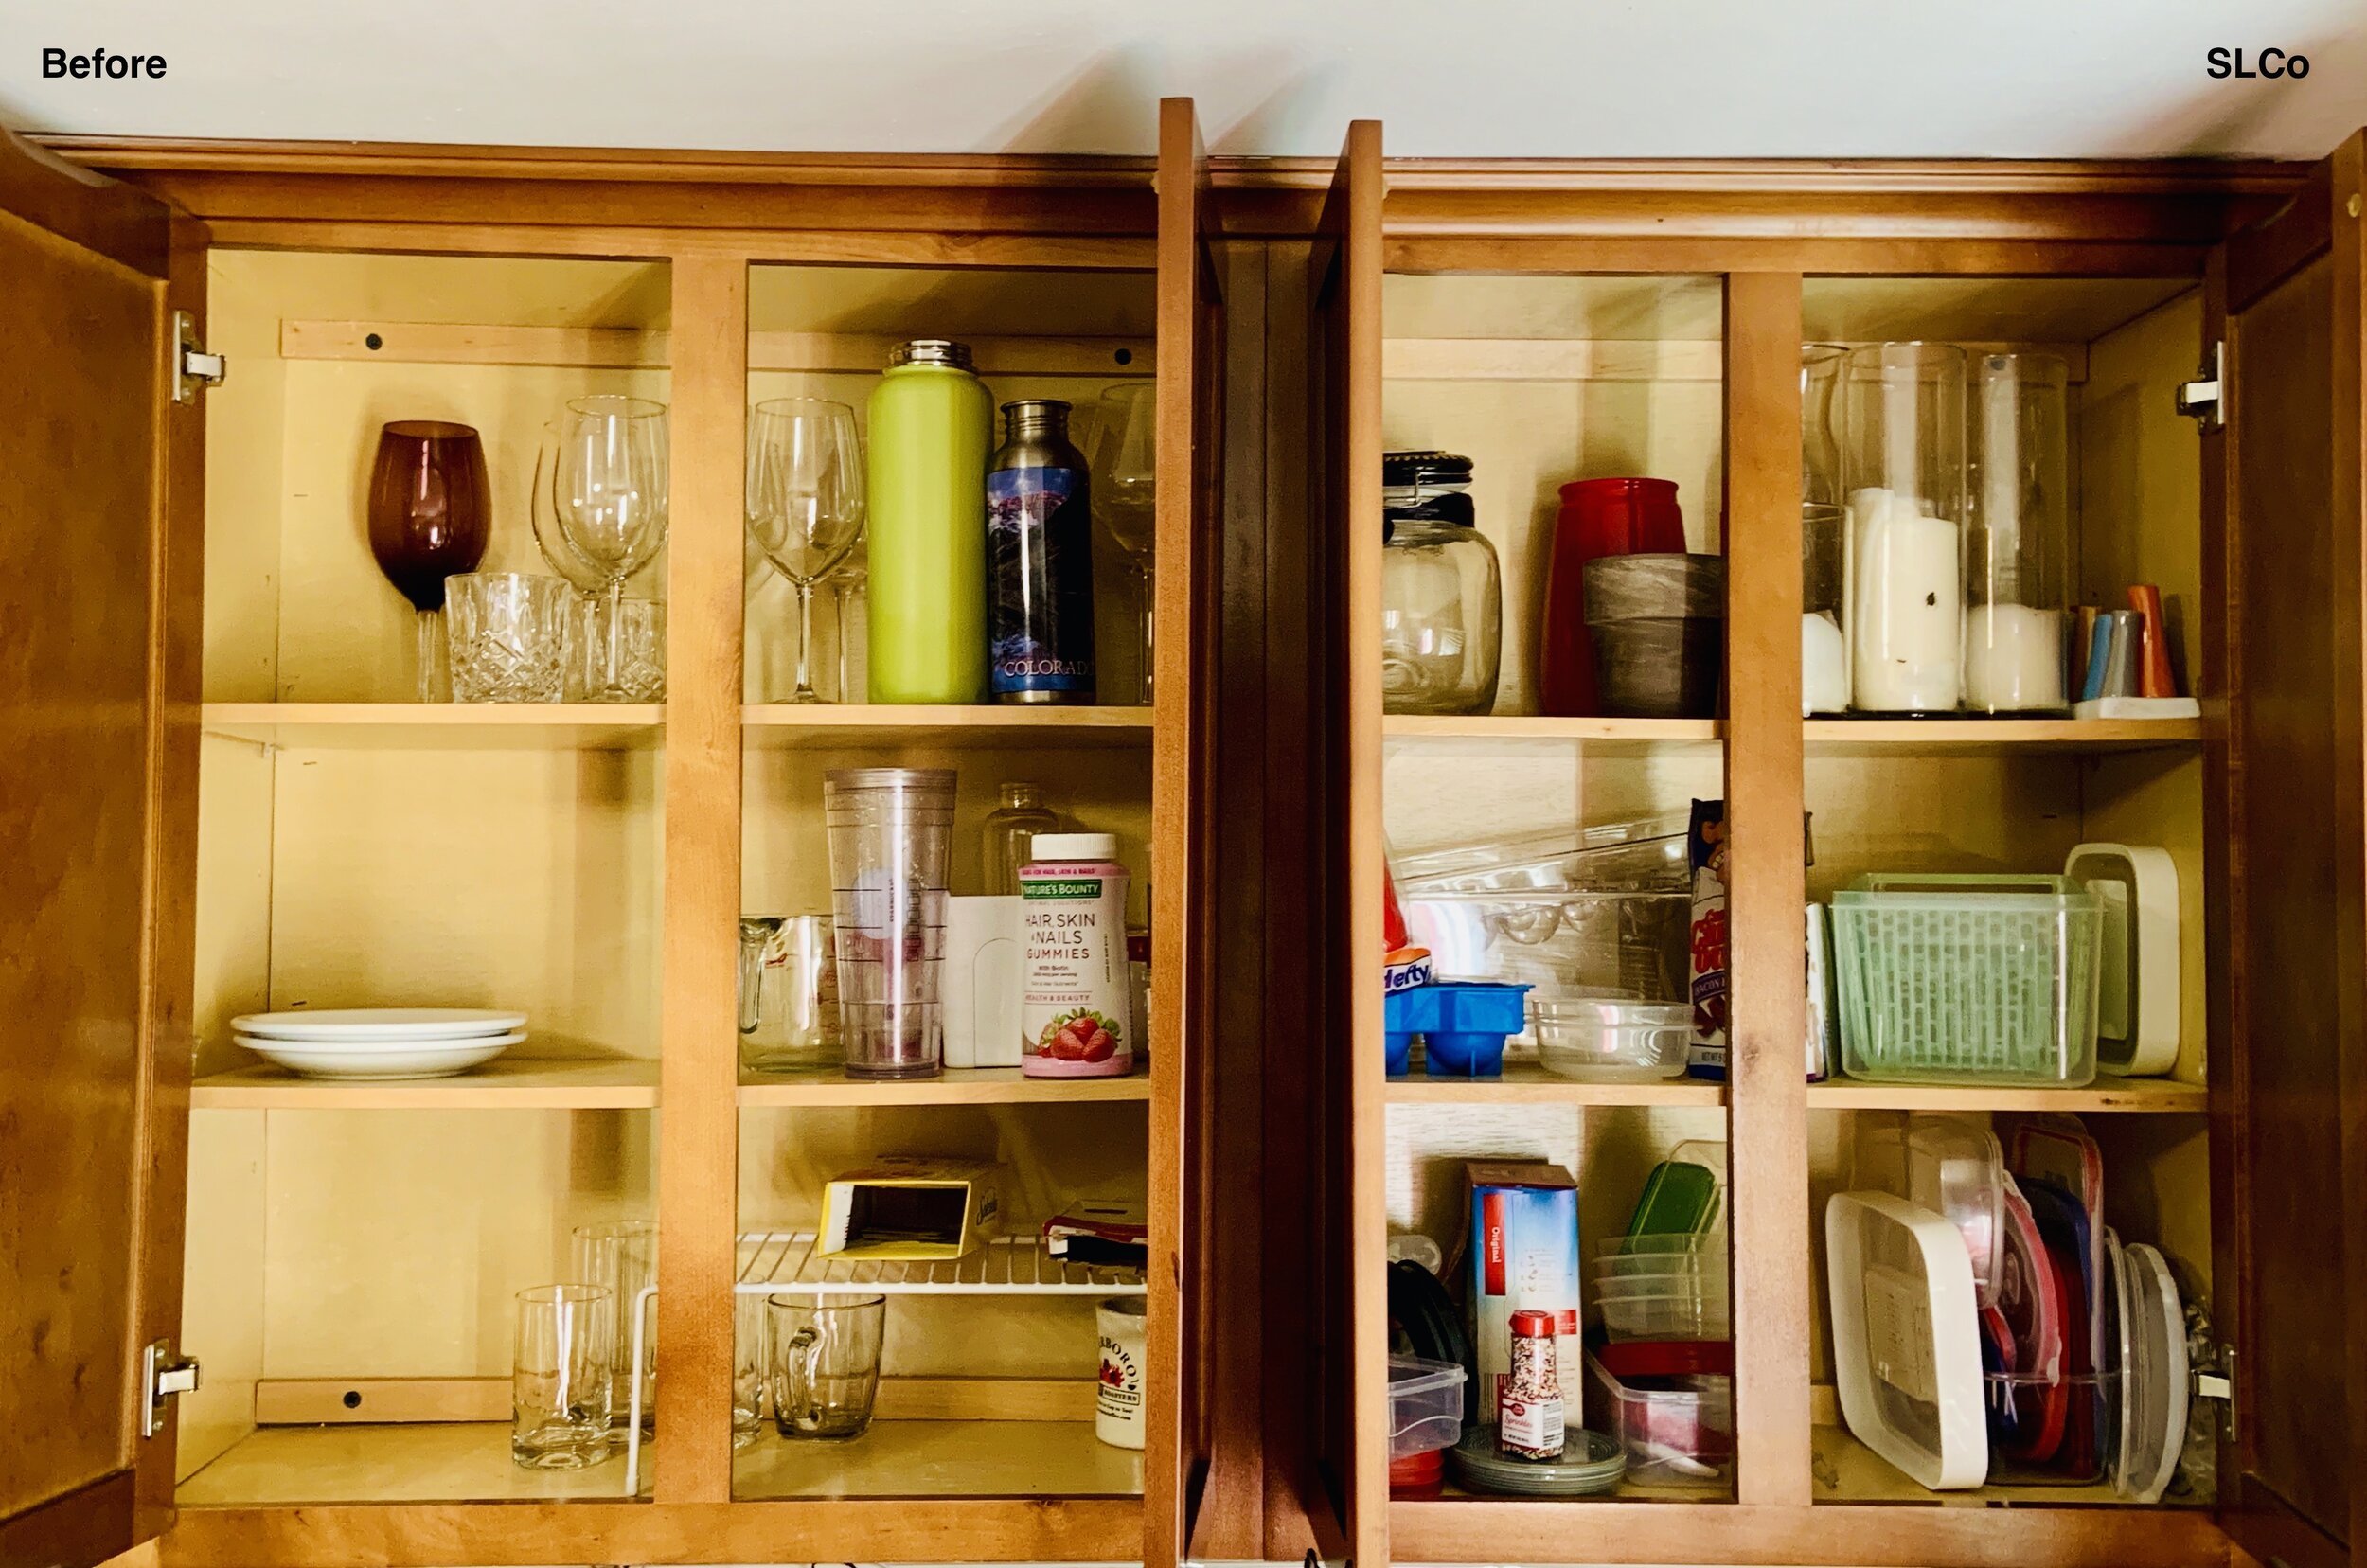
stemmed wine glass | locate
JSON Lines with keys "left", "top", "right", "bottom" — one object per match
{"left": 554, "top": 397, "right": 670, "bottom": 701}
{"left": 746, "top": 399, "right": 864, "bottom": 704}
{"left": 368, "top": 420, "right": 490, "bottom": 702}
{"left": 1086, "top": 384, "right": 1156, "bottom": 704}
{"left": 825, "top": 533, "right": 869, "bottom": 704}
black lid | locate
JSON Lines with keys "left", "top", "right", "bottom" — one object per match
{"left": 1382, "top": 450, "right": 1473, "bottom": 487}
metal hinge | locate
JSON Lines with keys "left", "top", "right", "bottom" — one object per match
{"left": 172, "top": 310, "right": 224, "bottom": 403}
{"left": 141, "top": 1338, "right": 202, "bottom": 1437}
{"left": 2175, "top": 339, "right": 2223, "bottom": 429}
{"left": 2193, "top": 1344, "right": 2235, "bottom": 1441}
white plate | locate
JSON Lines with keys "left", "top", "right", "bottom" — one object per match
{"left": 231, "top": 1007, "right": 528, "bottom": 1042}
{"left": 234, "top": 1031, "right": 525, "bottom": 1080}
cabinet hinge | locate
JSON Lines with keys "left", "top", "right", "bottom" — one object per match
{"left": 2175, "top": 340, "right": 2224, "bottom": 429}
{"left": 141, "top": 1338, "right": 202, "bottom": 1437}
{"left": 2192, "top": 1344, "right": 2234, "bottom": 1441}
{"left": 173, "top": 310, "right": 225, "bottom": 403}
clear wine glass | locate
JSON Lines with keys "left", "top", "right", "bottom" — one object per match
{"left": 746, "top": 398, "right": 864, "bottom": 704}
{"left": 825, "top": 530, "right": 869, "bottom": 704}
{"left": 555, "top": 396, "right": 670, "bottom": 701}
{"left": 1087, "top": 383, "right": 1156, "bottom": 704}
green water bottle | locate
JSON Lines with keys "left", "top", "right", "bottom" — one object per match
{"left": 866, "top": 339, "right": 992, "bottom": 703}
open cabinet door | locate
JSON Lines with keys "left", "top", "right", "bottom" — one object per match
{"left": 1306, "top": 118, "right": 1384, "bottom": 1568}
{"left": 1147, "top": 96, "right": 1226, "bottom": 1568}
{"left": 0, "top": 132, "right": 205, "bottom": 1568}
{"left": 2213, "top": 128, "right": 2367, "bottom": 1568}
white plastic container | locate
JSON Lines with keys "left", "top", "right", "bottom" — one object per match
{"left": 1095, "top": 1296, "right": 1146, "bottom": 1449}
{"left": 1533, "top": 996, "right": 1690, "bottom": 1080}
{"left": 1824, "top": 1191, "right": 1988, "bottom": 1490}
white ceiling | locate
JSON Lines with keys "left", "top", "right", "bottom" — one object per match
{"left": 7, "top": 0, "right": 2362, "bottom": 160}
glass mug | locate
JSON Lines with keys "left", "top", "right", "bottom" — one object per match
{"left": 738, "top": 915, "right": 838, "bottom": 1072}
{"left": 767, "top": 1292, "right": 885, "bottom": 1439}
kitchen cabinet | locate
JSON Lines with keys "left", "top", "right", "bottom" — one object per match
{"left": 1, "top": 99, "right": 2363, "bottom": 1568}
{"left": 1308, "top": 122, "right": 2367, "bottom": 1568}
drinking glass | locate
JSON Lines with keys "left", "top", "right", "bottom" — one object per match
{"left": 445, "top": 572, "right": 571, "bottom": 703}
{"left": 1086, "top": 384, "right": 1156, "bottom": 704}
{"left": 766, "top": 1293, "right": 885, "bottom": 1439}
{"left": 512, "top": 1284, "right": 614, "bottom": 1469}
{"left": 369, "top": 420, "right": 490, "bottom": 702}
{"left": 572, "top": 1220, "right": 658, "bottom": 1432}
{"left": 566, "top": 596, "right": 666, "bottom": 703}
{"left": 738, "top": 914, "right": 838, "bottom": 1072}
{"left": 747, "top": 399, "right": 864, "bottom": 704}
{"left": 733, "top": 1292, "right": 766, "bottom": 1450}
{"left": 556, "top": 397, "right": 670, "bottom": 701}
{"left": 824, "top": 768, "right": 955, "bottom": 1079}
{"left": 530, "top": 425, "right": 619, "bottom": 596}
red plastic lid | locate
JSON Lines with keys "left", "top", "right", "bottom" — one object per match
{"left": 1388, "top": 1448, "right": 1446, "bottom": 1496}
{"left": 1508, "top": 1309, "right": 1557, "bottom": 1338}
{"left": 1592, "top": 1338, "right": 1735, "bottom": 1379}
{"left": 1557, "top": 476, "right": 1679, "bottom": 503}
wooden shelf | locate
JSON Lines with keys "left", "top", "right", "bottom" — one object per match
{"left": 744, "top": 704, "right": 1152, "bottom": 750}
{"left": 191, "top": 1058, "right": 661, "bottom": 1110}
{"left": 1384, "top": 715, "right": 1721, "bottom": 751}
{"left": 177, "top": 1422, "right": 648, "bottom": 1505}
{"left": 1806, "top": 1075, "right": 2206, "bottom": 1113}
{"left": 1805, "top": 718, "right": 2203, "bottom": 755}
{"left": 1386, "top": 1061, "right": 1724, "bottom": 1107}
{"left": 1811, "top": 1423, "right": 2201, "bottom": 1508}
{"left": 739, "top": 1064, "right": 1150, "bottom": 1106}
{"left": 731, "top": 1418, "right": 1143, "bottom": 1500}
{"left": 203, "top": 703, "right": 663, "bottom": 750}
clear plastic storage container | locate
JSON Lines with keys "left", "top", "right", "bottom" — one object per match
{"left": 1585, "top": 1344, "right": 1735, "bottom": 1488}
{"left": 1387, "top": 1354, "right": 1467, "bottom": 1459}
{"left": 1401, "top": 890, "right": 1688, "bottom": 1005}
{"left": 1829, "top": 873, "right": 2103, "bottom": 1086}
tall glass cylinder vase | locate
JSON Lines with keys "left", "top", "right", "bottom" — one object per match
{"left": 1965, "top": 352, "right": 2073, "bottom": 712}
{"left": 1842, "top": 343, "right": 1967, "bottom": 713}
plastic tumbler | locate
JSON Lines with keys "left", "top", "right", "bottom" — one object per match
{"left": 823, "top": 767, "right": 955, "bottom": 1078}
{"left": 1539, "top": 478, "right": 1686, "bottom": 716}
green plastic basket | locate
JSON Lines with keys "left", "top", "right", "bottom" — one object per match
{"left": 1828, "top": 873, "right": 2103, "bottom": 1087}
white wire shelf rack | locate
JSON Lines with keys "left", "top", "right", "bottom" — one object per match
{"left": 735, "top": 1230, "right": 1148, "bottom": 1297}
{"left": 620, "top": 1231, "right": 1145, "bottom": 1491}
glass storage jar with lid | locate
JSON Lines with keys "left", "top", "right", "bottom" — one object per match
{"left": 1381, "top": 451, "right": 1502, "bottom": 715}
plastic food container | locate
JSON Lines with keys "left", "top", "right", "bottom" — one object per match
{"left": 1592, "top": 1235, "right": 1732, "bottom": 1344}
{"left": 1828, "top": 873, "right": 2103, "bottom": 1086}
{"left": 1585, "top": 1342, "right": 1735, "bottom": 1488}
{"left": 1852, "top": 1114, "right": 2007, "bottom": 1308}
{"left": 1387, "top": 1354, "right": 1466, "bottom": 1459}
{"left": 1393, "top": 816, "right": 1691, "bottom": 895}
{"left": 1534, "top": 996, "right": 1690, "bottom": 1080}
{"left": 1401, "top": 890, "right": 1689, "bottom": 1007}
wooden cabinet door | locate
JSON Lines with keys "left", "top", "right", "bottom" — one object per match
{"left": 0, "top": 130, "right": 205, "bottom": 1568}
{"left": 2213, "top": 127, "right": 2367, "bottom": 1568}
{"left": 1304, "top": 117, "right": 1384, "bottom": 1568}
{"left": 1147, "top": 94, "right": 1227, "bottom": 1568}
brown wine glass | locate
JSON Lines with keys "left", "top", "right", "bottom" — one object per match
{"left": 369, "top": 420, "right": 491, "bottom": 702}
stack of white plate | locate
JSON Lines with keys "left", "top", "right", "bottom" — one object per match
{"left": 230, "top": 1009, "right": 528, "bottom": 1080}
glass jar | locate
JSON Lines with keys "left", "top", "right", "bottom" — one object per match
{"left": 1800, "top": 346, "right": 1852, "bottom": 713}
{"left": 1381, "top": 452, "right": 1501, "bottom": 715}
{"left": 980, "top": 781, "right": 1059, "bottom": 896}
{"left": 1965, "top": 353, "right": 2073, "bottom": 712}
{"left": 1841, "top": 344, "right": 1968, "bottom": 713}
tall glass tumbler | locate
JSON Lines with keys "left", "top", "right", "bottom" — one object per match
{"left": 1841, "top": 343, "right": 1968, "bottom": 713}
{"left": 571, "top": 1220, "right": 658, "bottom": 1432}
{"left": 823, "top": 767, "right": 956, "bottom": 1078}
{"left": 1801, "top": 345, "right": 1854, "bottom": 714}
{"left": 512, "top": 1284, "right": 614, "bottom": 1469}
{"left": 1965, "top": 352, "right": 2073, "bottom": 712}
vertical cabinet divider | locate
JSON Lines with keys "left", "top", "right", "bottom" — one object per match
{"left": 653, "top": 251, "right": 750, "bottom": 1502}
{"left": 1719, "top": 271, "right": 1813, "bottom": 1506}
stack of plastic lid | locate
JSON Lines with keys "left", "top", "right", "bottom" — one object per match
{"left": 1450, "top": 1426, "right": 1626, "bottom": 1497}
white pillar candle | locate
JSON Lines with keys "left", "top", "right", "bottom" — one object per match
{"left": 1850, "top": 492, "right": 1962, "bottom": 712}
{"left": 1964, "top": 602, "right": 2064, "bottom": 711}
{"left": 1803, "top": 610, "right": 1850, "bottom": 714}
